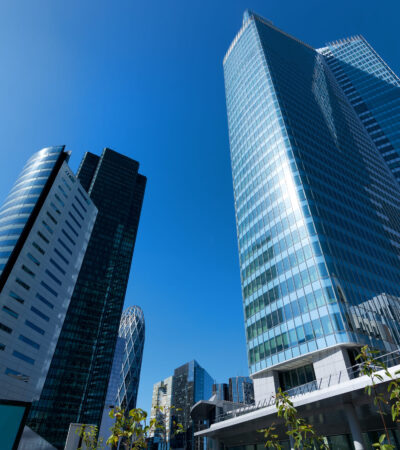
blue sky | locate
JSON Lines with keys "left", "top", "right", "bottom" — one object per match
{"left": 0, "top": 0, "right": 399, "bottom": 414}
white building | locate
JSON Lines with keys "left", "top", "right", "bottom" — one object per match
{"left": 0, "top": 146, "right": 97, "bottom": 403}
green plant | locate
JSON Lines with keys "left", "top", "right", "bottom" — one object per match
{"left": 355, "top": 345, "right": 400, "bottom": 450}
{"left": 76, "top": 424, "right": 104, "bottom": 450}
{"left": 259, "top": 388, "right": 328, "bottom": 449}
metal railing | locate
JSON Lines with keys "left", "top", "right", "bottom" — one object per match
{"left": 213, "top": 348, "right": 400, "bottom": 423}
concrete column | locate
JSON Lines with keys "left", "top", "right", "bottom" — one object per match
{"left": 344, "top": 404, "right": 364, "bottom": 450}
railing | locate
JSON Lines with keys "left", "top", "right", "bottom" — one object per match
{"left": 213, "top": 348, "right": 400, "bottom": 423}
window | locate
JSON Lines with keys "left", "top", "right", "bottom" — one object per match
{"left": 40, "top": 281, "right": 58, "bottom": 297}
{"left": 13, "top": 350, "right": 35, "bottom": 365}
{"left": 2, "top": 305, "right": 18, "bottom": 319}
{"left": 50, "top": 258, "right": 66, "bottom": 275}
{"left": 65, "top": 220, "right": 78, "bottom": 237}
{"left": 68, "top": 211, "right": 82, "bottom": 229}
{"left": 57, "top": 238, "right": 72, "bottom": 255}
{"left": 74, "top": 195, "right": 87, "bottom": 213}
{"left": 5, "top": 368, "right": 29, "bottom": 382}
{"left": 16, "top": 278, "right": 30, "bottom": 291}
{"left": 37, "top": 231, "right": 49, "bottom": 244}
{"left": 27, "top": 252, "right": 40, "bottom": 266}
{"left": 72, "top": 204, "right": 84, "bottom": 221}
{"left": 9, "top": 291, "right": 24, "bottom": 304}
{"left": 58, "top": 185, "right": 68, "bottom": 199}
{"left": 54, "top": 248, "right": 69, "bottom": 265}
{"left": 22, "top": 265, "right": 35, "bottom": 277}
{"left": 32, "top": 241, "right": 45, "bottom": 255}
{"left": 0, "top": 343, "right": 4, "bottom": 351}
{"left": 31, "top": 306, "right": 50, "bottom": 322}
{"left": 0, "top": 322, "right": 12, "bottom": 334}
{"left": 42, "top": 220, "right": 53, "bottom": 234}
{"left": 25, "top": 320, "right": 45, "bottom": 335}
{"left": 62, "top": 229, "right": 75, "bottom": 246}
{"left": 46, "top": 211, "right": 58, "bottom": 225}
{"left": 55, "top": 193, "right": 65, "bottom": 206}
{"left": 50, "top": 202, "right": 61, "bottom": 215}
{"left": 45, "top": 269, "right": 62, "bottom": 286}
{"left": 19, "top": 335, "right": 40, "bottom": 349}
{"left": 36, "top": 293, "right": 54, "bottom": 309}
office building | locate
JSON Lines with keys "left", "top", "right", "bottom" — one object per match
{"left": 150, "top": 361, "right": 213, "bottom": 450}
{"left": 228, "top": 377, "right": 254, "bottom": 405}
{"left": 212, "top": 384, "right": 229, "bottom": 402}
{"left": 27, "top": 148, "right": 146, "bottom": 449}
{"left": 117, "top": 305, "right": 145, "bottom": 411}
{"left": 149, "top": 376, "right": 174, "bottom": 449}
{"left": 0, "top": 146, "right": 97, "bottom": 403}
{"left": 193, "top": 11, "right": 400, "bottom": 449}
{"left": 171, "top": 360, "right": 213, "bottom": 449}
{"left": 318, "top": 37, "right": 400, "bottom": 183}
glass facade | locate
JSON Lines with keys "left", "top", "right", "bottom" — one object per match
{"left": 0, "top": 147, "right": 65, "bottom": 277}
{"left": 117, "top": 305, "right": 145, "bottom": 411}
{"left": 27, "top": 148, "right": 146, "bottom": 449}
{"left": 229, "top": 376, "right": 254, "bottom": 404}
{"left": 318, "top": 37, "right": 400, "bottom": 183}
{"left": 224, "top": 11, "right": 400, "bottom": 377}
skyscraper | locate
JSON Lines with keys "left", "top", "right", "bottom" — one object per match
{"left": 171, "top": 360, "right": 213, "bottom": 450}
{"left": 191, "top": 11, "right": 400, "bottom": 449}
{"left": 318, "top": 37, "right": 400, "bottom": 183}
{"left": 224, "top": 8, "right": 400, "bottom": 401}
{"left": 28, "top": 148, "right": 146, "bottom": 449}
{"left": 0, "top": 146, "right": 97, "bottom": 403}
{"left": 117, "top": 305, "right": 145, "bottom": 412}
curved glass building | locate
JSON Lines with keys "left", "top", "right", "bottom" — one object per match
{"left": 117, "top": 305, "right": 145, "bottom": 411}
{"left": 0, "top": 146, "right": 65, "bottom": 277}
{"left": 224, "top": 10, "right": 400, "bottom": 402}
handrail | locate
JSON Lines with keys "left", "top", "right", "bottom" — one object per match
{"left": 213, "top": 348, "right": 400, "bottom": 423}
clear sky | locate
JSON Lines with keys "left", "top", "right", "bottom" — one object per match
{"left": 0, "top": 0, "right": 399, "bottom": 415}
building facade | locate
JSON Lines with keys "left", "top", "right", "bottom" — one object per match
{"left": 228, "top": 377, "right": 254, "bottom": 405}
{"left": 212, "top": 384, "right": 229, "bottom": 402}
{"left": 192, "top": 10, "right": 400, "bottom": 450}
{"left": 150, "top": 376, "right": 174, "bottom": 449}
{"left": 171, "top": 360, "right": 213, "bottom": 450}
{"left": 117, "top": 305, "right": 145, "bottom": 412}
{"left": 0, "top": 146, "right": 97, "bottom": 403}
{"left": 318, "top": 37, "right": 400, "bottom": 184}
{"left": 27, "top": 148, "right": 146, "bottom": 449}
{"left": 98, "top": 336, "right": 126, "bottom": 445}
{"left": 224, "top": 8, "right": 400, "bottom": 402}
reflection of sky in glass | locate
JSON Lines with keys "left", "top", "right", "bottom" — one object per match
{"left": 224, "top": 12, "right": 400, "bottom": 376}
{"left": 0, "top": 146, "right": 63, "bottom": 276}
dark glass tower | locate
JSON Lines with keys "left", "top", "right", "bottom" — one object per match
{"left": 27, "top": 148, "right": 146, "bottom": 449}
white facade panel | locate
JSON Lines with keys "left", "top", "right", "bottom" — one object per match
{"left": 0, "top": 161, "right": 97, "bottom": 402}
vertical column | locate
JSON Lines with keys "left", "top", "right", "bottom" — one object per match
{"left": 344, "top": 404, "right": 364, "bottom": 450}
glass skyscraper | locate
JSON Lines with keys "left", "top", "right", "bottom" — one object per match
{"left": 117, "top": 305, "right": 145, "bottom": 412}
{"left": 318, "top": 37, "right": 400, "bottom": 183}
{"left": 170, "top": 360, "right": 213, "bottom": 450}
{"left": 224, "top": 10, "right": 400, "bottom": 403}
{"left": 27, "top": 148, "right": 146, "bottom": 449}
